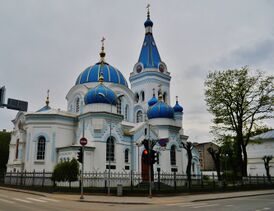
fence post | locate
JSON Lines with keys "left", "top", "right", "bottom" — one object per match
{"left": 32, "top": 170, "right": 35, "bottom": 186}
{"left": 173, "top": 171, "right": 177, "bottom": 190}
{"left": 256, "top": 174, "right": 259, "bottom": 185}
{"left": 24, "top": 170, "right": 27, "bottom": 186}
{"left": 130, "top": 170, "right": 133, "bottom": 190}
{"left": 16, "top": 171, "right": 19, "bottom": 185}
{"left": 20, "top": 170, "right": 23, "bottom": 185}
{"left": 200, "top": 172, "right": 203, "bottom": 189}
{"left": 42, "top": 169, "right": 45, "bottom": 187}
{"left": 263, "top": 174, "right": 266, "bottom": 185}
{"left": 249, "top": 174, "right": 251, "bottom": 186}
{"left": 212, "top": 173, "right": 215, "bottom": 190}
{"left": 9, "top": 170, "right": 12, "bottom": 185}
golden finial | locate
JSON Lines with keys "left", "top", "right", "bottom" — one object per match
{"left": 100, "top": 37, "right": 106, "bottom": 62}
{"left": 176, "top": 96, "right": 178, "bottom": 102}
{"left": 158, "top": 84, "right": 163, "bottom": 101}
{"left": 45, "top": 89, "right": 50, "bottom": 106}
{"left": 99, "top": 71, "right": 104, "bottom": 84}
{"left": 146, "top": 4, "right": 150, "bottom": 18}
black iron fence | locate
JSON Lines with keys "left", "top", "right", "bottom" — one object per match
{"left": 2, "top": 170, "right": 274, "bottom": 194}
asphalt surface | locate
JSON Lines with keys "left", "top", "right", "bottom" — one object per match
{"left": 0, "top": 188, "right": 274, "bottom": 211}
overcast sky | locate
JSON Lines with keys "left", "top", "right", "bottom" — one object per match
{"left": 0, "top": 0, "right": 273, "bottom": 142}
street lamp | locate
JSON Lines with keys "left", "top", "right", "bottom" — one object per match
{"left": 98, "top": 92, "right": 123, "bottom": 196}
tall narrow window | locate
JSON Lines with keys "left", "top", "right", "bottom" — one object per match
{"left": 163, "top": 92, "right": 167, "bottom": 102}
{"left": 141, "top": 91, "right": 145, "bottom": 101}
{"left": 136, "top": 110, "right": 143, "bottom": 123}
{"left": 37, "top": 136, "right": 46, "bottom": 160}
{"left": 76, "top": 97, "right": 80, "bottom": 112}
{"left": 106, "top": 137, "right": 115, "bottom": 161}
{"left": 117, "top": 98, "right": 122, "bottom": 114}
{"left": 15, "top": 139, "right": 19, "bottom": 159}
{"left": 124, "top": 105, "right": 129, "bottom": 121}
{"left": 124, "top": 149, "right": 129, "bottom": 163}
{"left": 135, "top": 93, "right": 139, "bottom": 103}
{"left": 170, "top": 145, "right": 176, "bottom": 165}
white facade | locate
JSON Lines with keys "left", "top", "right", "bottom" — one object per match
{"left": 247, "top": 130, "right": 274, "bottom": 176}
{"left": 6, "top": 12, "right": 200, "bottom": 179}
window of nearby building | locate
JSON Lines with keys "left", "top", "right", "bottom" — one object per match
{"left": 170, "top": 145, "right": 176, "bottom": 165}
{"left": 106, "top": 137, "right": 115, "bottom": 161}
{"left": 15, "top": 139, "right": 19, "bottom": 159}
{"left": 75, "top": 97, "right": 80, "bottom": 112}
{"left": 37, "top": 136, "right": 46, "bottom": 160}
{"left": 136, "top": 110, "right": 143, "bottom": 123}
{"left": 141, "top": 91, "right": 145, "bottom": 101}
{"left": 125, "top": 149, "right": 129, "bottom": 163}
{"left": 117, "top": 98, "right": 122, "bottom": 114}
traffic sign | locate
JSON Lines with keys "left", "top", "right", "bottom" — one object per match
{"left": 80, "top": 137, "right": 87, "bottom": 146}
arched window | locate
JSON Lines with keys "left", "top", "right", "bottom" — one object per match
{"left": 15, "top": 139, "right": 19, "bottom": 159}
{"left": 106, "top": 136, "right": 115, "bottom": 161}
{"left": 136, "top": 110, "right": 143, "bottom": 123}
{"left": 37, "top": 136, "right": 46, "bottom": 160}
{"left": 135, "top": 93, "right": 139, "bottom": 103}
{"left": 75, "top": 97, "right": 80, "bottom": 113}
{"left": 170, "top": 145, "right": 176, "bottom": 165}
{"left": 141, "top": 91, "right": 145, "bottom": 101}
{"left": 124, "top": 149, "right": 129, "bottom": 163}
{"left": 117, "top": 98, "right": 122, "bottom": 114}
{"left": 124, "top": 105, "right": 129, "bottom": 121}
{"left": 163, "top": 92, "right": 167, "bottom": 103}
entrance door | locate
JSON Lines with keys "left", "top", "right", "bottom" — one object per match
{"left": 141, "top": 151, "right": 149, "bottom": 181}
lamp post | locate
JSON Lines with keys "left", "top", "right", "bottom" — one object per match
{"left": 99, "top": 92, "right": 123, "bottom": 196}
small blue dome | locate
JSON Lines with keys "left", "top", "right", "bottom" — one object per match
{"left": 148, "top": 96, "right": 158, "bottom": 106}
{"left": 144, "top": 18, "right": 153, "bottom": 27}
{"left": 75, "top": 62, "right": 128, "bottom": 87}
{"left": 147, "top": 101, "right": 174, "bottom": 119}
{"left": 84, "top": 84, "right": 117, "bottom": 105}
{"left": 173, "top": 101, "right": 183, "bottom": 112}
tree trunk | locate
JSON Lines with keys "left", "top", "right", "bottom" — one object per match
{"left": 186, "top": 152, "right": 192, "bottom": 183}
{"left": 242, "top": 145, "right": 248, "bottom": 177}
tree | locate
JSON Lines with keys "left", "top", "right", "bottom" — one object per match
{"left": 52, "top": 158, "right": 79, "bottom": 188}
{"left": 205, "top": 66, "right": 274, "bottom": 177}
{"left": 0, "top": 131, "right": 11, "bottom": 178}
{"left": 263, "top": 155, "right": 273, "bottom": 181}
{"left": 207, "top": 147, "right": 222, "bottom": 181}
{"left": 182, "top": 141, "right": 194, "bottom": 184}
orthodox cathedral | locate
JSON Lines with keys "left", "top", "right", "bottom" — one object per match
{"left": 7, "top": 9, "right": 200, "bottom": 178}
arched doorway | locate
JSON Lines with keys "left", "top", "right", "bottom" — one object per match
{"left": 141, "top": 150, "right": 149, "bottom": 181}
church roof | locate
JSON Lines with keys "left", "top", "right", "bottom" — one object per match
{"left": 251, "top": 130, "right": 274, "bottom": 140}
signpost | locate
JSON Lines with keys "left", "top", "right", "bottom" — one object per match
{"left": 79, "top": 136, "right": 87, "bottom": 200}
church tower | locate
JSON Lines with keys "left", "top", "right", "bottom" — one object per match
{"left": 129, "top": 6, "right": 171, "bottom": 123}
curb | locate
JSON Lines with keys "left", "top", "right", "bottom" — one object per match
{"left": 192, "top": 192, "right": 274, "bottom": 202}
{"left": 77, "top": 200, "right": 150, "bottom": 205}
{"left": 0, "top": 186, "right": 47, "bottom": 197}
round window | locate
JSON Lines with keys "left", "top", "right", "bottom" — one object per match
{"left": 136, "top": 64, "right": 142, "bottom": 73}
{"left": 159, "top": 64, "right": 165, "bottom": 73}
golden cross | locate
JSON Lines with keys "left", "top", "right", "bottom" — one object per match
{"left": 101, "top": 37, "right": 105, "bottom": 48}
{"left": 146, "top": 4, "right": 150, "bottom": 16}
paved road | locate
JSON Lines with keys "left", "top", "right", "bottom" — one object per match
{"left": 0, "top": 189, "right": 273, "bottom": 211}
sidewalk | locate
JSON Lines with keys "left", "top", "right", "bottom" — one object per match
{"left": 49, "top": 189, "right": 274, "bottom": 205}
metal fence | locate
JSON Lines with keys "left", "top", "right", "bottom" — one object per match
{"left": 3, "top": 170, "right": 274, "bottom": 193}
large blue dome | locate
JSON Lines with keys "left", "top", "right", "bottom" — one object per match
{"left": 84, "top": 84, "right": 117, "bottom": 105}
{"left": 147, "top": 101, "right": 174, "bottom": 119}
{"left": 75, "top": 62, "right": 128, "bottom": 87}
{"left": 148, "top": 96, "right": 158, "bottom": 106}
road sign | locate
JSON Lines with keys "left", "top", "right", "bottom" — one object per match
{"left": 7, "top": 98, "right": 28, "bottom": 111}
{"left": 80, "top": 137, "right": 87, "bottom": 146}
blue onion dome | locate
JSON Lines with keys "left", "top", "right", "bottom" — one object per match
{"left": 173, "top": 96, "right": 183, "bottom": 112}
{"left": 148, "top": 88, "right": 158, "bottom": 106}
{"left": 84, "top": 73, "right": 117, "bottom": 105}
{"left": 75, "top": 38, "right": 128, "bottom": 87}
{"left": 147, "top": 87, "right": 174, "bottom": 119}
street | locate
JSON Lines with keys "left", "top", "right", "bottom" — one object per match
{"left": 0, "top": 189, "right": 273, "bottom": 211}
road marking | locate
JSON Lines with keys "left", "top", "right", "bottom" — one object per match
{"left": 192, "top": 203, "right": 219, "bottom": 209}
{"left": 13, "top": 198, "right": 32, "bottom": 203}
{"left": 26, "top": 197, "right": 46, "bottom": 203}
{"left": 0, "top": 198, "right": 15, "bottom": 204}
{"left": 226, "top": 204, "right": 234, "bottom": 207}
{"left": 39, "top": 197, "right": 60, "bottom": 202}
{"left": 263, "top": 208, "right": 271, "bottom": 210}
{"left": 177, "top": 203, "right": 208, "bottom": 207}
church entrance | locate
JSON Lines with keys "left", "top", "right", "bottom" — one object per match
{"left": 141, "top": 150, "right": 154, "bottom": 181}
{"left": 141, "top": 150, "right": 149, "bottom": 181}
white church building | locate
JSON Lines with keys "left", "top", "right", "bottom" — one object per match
{"left": 6, "top": 10, "right": 200, "bottom": 179}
